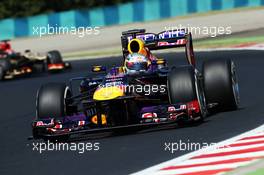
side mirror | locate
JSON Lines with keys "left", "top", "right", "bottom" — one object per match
{"left": 92, "top": 65, "right": 106, "bottom": 72}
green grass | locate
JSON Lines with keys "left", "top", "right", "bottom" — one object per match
{"left": 246, "top": 167, "right": 264, "bottom": 175}
{"left": 195, "top": 36, "right": 264, "bottom": 48}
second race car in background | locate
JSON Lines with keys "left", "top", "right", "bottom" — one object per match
{"left": 0, "top": 40, "right": 71, "bottom": 81}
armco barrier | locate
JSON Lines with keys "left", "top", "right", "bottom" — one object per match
{"left": 0, "top": 0, "right": 263, "bottom": 40}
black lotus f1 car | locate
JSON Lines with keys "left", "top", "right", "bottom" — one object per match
{"left": 31, "top": 29, "right": 240, "bottom": 140}
{"left": 0, "top": 40, "right": 71, "bottom": 81}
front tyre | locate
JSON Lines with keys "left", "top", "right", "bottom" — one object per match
{"left": 168, "top": 66, "right": 207, "bottom": 122}
{"left": 202, "top": 59, "right": 240, "bottom": 111}
{"left": 47, "top": 50, "right": 63, "bottom": 64}
{"left": 0, "top": 66, "right": 4, "bottom": 80}
{"left": 36, "top": 83, "right": 71, "bottom": 120}
{"left": 0, "top": 59, "right": 11, "bottom": 78}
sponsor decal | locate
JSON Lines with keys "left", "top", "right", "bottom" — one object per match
{"left": 142, "top": 112, "right": 157, "bottom": 119}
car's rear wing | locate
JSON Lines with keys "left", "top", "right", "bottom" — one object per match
{"left": 121, "top": 29, "right": 195, "bottom": 66}
{"left": 122, "top": 29, "right": 188, "bottom": 50}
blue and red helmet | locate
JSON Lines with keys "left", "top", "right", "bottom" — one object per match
{"left": 124, "top": 53, "right": 150, "bottom": 74}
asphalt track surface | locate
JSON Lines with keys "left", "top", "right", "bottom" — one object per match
{"left": 0, "top": 50, "right": 264, "bottom": 175}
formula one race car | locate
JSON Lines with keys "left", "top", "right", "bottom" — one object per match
{"left": 0, "top": 40, "right": 71, "bottom": 80}
{"left": 31, "top": 29, "right": 240, "bottom": 140}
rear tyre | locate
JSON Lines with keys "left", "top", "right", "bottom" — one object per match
{"left": 0, "top": 59, "right": 11, "bottom": 81}
{"left": 0, "top": 66, "right": 4, "bottom": 80}
{"left": 168, "top": 66, "right": 206, "bottom": 122}
{"left": 36, "top": 83, "right": 71, "bottom": 120}
{"left": 202, "top": 59, "right": 239, "bottom": 111}
{"left": 47, "top": 50, "right": 63, "bottom": 64}
{"left": 0, "top": 58, "right": 11, "bottom": 71}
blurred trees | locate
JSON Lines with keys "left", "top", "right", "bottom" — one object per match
{"left": 0, "top": 0, "right": 134, "bottom": 19}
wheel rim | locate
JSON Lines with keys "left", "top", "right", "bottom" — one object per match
{"left": 231, "top": 61, "right": 240, "bottom": 106}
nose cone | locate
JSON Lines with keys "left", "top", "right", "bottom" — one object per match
{"left": 93, "top": 86, "right": 125, "bottom": 101}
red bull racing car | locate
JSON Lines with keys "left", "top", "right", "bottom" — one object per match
{"left": 0, "top": 40, "right": 71, "bottom": 80}
{"left": 31, "top": 29, "right": 240, "bottom": 140}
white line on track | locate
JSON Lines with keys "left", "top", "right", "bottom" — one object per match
{"left": 207, "top": 143, "right": 264, "bottom": 154}
{"left": 65, "top": 47, "right": 264, "bottom": 61}
{"left": 163, "top": 151, "right": 264, "bottom": 166}
{"left": 151, "top": 161, "right": 255, "bottom": 175}
{"left": 132, "top": 124, "right": 264, "bottom": 175}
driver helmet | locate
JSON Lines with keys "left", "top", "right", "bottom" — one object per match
{"left": 124, "top": 53, "right": 149, "bottom": 74}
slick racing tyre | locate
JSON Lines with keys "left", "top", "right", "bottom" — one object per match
{"left": 0, "top": 58, "right": 11, "bottom": 72}
{"left": 47, "top": 50, "right": 63, "bottom": 64}
{"left": 0, "top": 66, "right": 4, "bottom": 80}
{"left": 168, "top": 66, "right": 196, "bottom": 103}
{"left": 168, "top": 66, "right": 207, "bottom": 122}
{"left": 202, "top": 59, "right": 239, "bottom": 111}
{"left": 0, "top": 59, "right": 11, "bottom": 80}
{"left": 36, "top": 83, "right": 72, "bottom": 119}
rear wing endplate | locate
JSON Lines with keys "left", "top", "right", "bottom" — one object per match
{"left": 121, "top": 29, "right": 195, "bottom": 66}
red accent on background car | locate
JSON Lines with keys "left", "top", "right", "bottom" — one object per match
{"left": 48, "top": 63, "right": 64, "bottom": 70}
{"left": 0, "top": 41, "right": 14, "bottom": 54}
